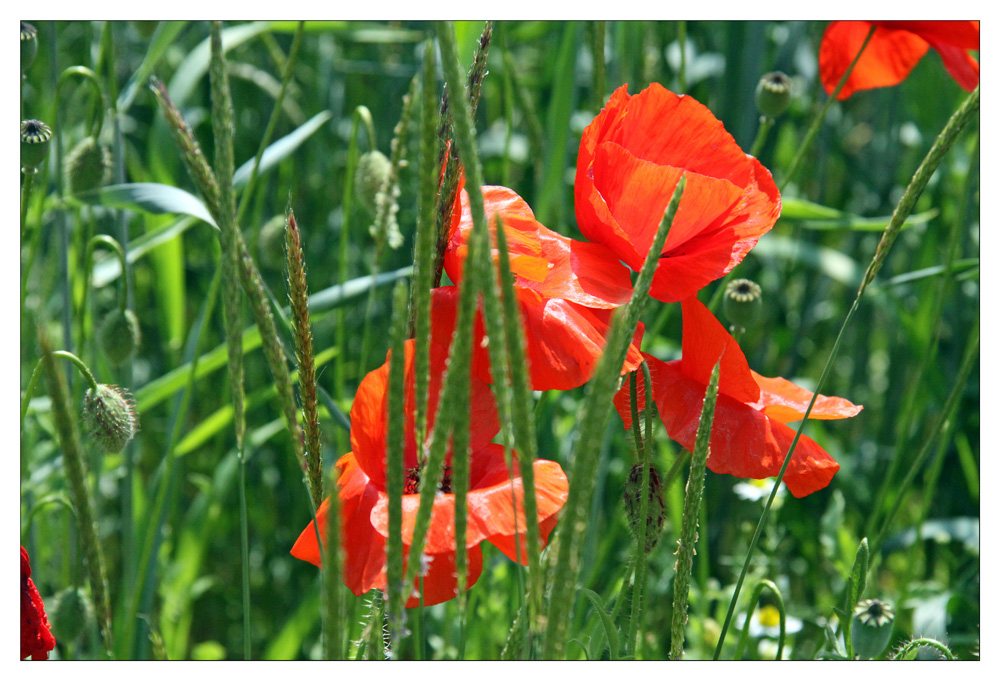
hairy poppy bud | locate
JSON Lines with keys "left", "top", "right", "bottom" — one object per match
{"left": 21, "top": 119, "right": 52, "bottom": 174}
{"left": 755, "top": 71, "right": 792, "bottom": 119}
{"left": 623, "top": 462, "right": 666, "bottom": 553}
{"left": 65, "top": 136, "right": 112, "bottom": 195}
{"left": 851, "top": 598, "right": 894, "bottom": 659}
{"left": 355, "top": 150, "right": 391, "bottom": 215}
{"left": 723, "top": 278, "right": 762, "bottom": 334}
{"left": 48, "top": 587, "right": 93, "bottom": 642}
{"left": 99, "top": 309, "right": 141, "bottom": 364}
{"left": 82, "top": 384, "right": 138, "bottom": 454}
{"left": 21, "top": 22, "right": 38, "bottom": 74}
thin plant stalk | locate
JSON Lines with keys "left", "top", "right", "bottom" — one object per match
{"left": 543, "top": 176, "right": 687, "bottom": 659}
{"left": 385, "top": 281, "right": 409, "bottom": 651}
{"left": 713, "top": 84, "right": 979, "bottom": 659}
{"left": 670, "top": 360, "right": 720, "bottom": 659}
{"left": 780, "top": 24, "right": 876, "bottom": 190}
{"left": 626, "top": 361, "right": 655, "bottom": 657}
{"left": 734, "top": 580, "right": 786, "bottom": 660}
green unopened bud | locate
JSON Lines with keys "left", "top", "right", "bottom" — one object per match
{"left": 755, "top": 71, "right": 792, "bottom": 119}
{"left": 851, "top": 599, "right": 894, "bottom": 659}
{"left": 21, "top": 119, "right": 52, "bottom": 173}
{"left": 82, "top": 384, "right": 138, "bottom": 454}
{"left": 48, "top": 587, "right": 93, "bottom": 642}
{"left": 21, "top": 22, "right": 38, "bottom": 74}
{"left": 723, "top": 278, "right": 762, "bottom": 334}
{"left": 98, "top": 309, "right": 141, "bottom": 364}
{"left": 65, "top": 136, "right": 112, "bottom": 195}
{"left": 623, "top": 462, "right": 666, "bottom": 554}
{"left": 354, "top": 150, "right": 391, "bottom": 215}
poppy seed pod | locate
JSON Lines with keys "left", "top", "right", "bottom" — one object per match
{"left": 851, "top": 598, "right": 895, "bottom": 659}
{"left": 723, "top": 278, "right": 762, "bottom": 333}
{"left": 354, "top": 149, "right": 391, "bottom": 214}
{"left": 82, "top": 384, "right": 138, "bottom": 454}
{"left": 65, "top": 136, "right": 112, "bottom": 195}
{"left": 755, "top": 71, "right": 792, "bottom": 119}
{"left": 21, "top": 119, "right": 52, "bottom": 173}
{"left": 99, "top": 309, "right": 141, "bottom": 364}
{"left": 48, "top": 587, "right": 93, "bottom": 643}
{"left": 623, "top": 462, "right": 666, "bottom": 554}
{"left": 21, "top": 22, "right": 38, "bottom": 74}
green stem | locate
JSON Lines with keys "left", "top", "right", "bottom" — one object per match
{"left": 239, "top": 452, "right": 251, "bottom": 660}
{"left": 748, "top": 116, "right": 773, "bottom": 158}
{"left": 780, "top": 25, "right": 876, "bottom": 190}
{"left": 734, "top": 580, "right": 786, "bottom": 660}
{"left": 677, "top": 21, "right": 687, "bottom": 93}
{"left": 20, "top": 170, "right": 35, "bottom": 242}
{"left": 51, "top": 350, "right": 100, "bottom": 392}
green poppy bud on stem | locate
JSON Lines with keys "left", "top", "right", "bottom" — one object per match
{"left": 98, "top": 309, "right": 141, "bottom": 364}
{"left": 755, "top": 71, "right": 792, "bottom": 119}
{"left": 21, "top": 22, "right": 38, "bottom": 74}
{"left": 623, "top": 462, "right": 666, "bottom": 553}
{"left": 65, "top": 136, "right": 112, "bottom": 195}
{"left": 723, "top": 278, "right": 762, "bottom": 334}
{"left": 851, "top": 598, "right": 895, "bottom": 659}
{"left": 355, "top": 149, "right": 392, "bottom": 215}
{"left": 48, "top": 587, "right": 94, "bottom": 642}
{"left": 82, "top": 384, "right": 138, "bottom": 454}
{"left": 21, "top": 119, "right": 52, "bottom": 174}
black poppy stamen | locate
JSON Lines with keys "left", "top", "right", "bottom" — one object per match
{"left": 404, "top": 465, "right": 452, "bottom": 494}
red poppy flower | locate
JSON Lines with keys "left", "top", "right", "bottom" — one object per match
{"left": 575, "top": 84, "right": 781, "bottom": 304}
{"left": 291, "top": 338, "right": 569, "bottom": 607}
{"left": 819, "top": 21, "right": 979, "bottom": 100}
{"left": 613, "top": 297, "right": 862, "bottom": 497}
{"left": 444, "top": 184, "right": 644, "bottom": 390}
{"left": 21, "top": 546, "right": 56, "bottom": 660}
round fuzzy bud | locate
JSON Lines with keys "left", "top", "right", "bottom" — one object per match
{"left": 354, "top": 150, "right": 391, "bottom": 215}
{"left": 851, "top": 599, "right": 895, "bottom": 659}
{"left": 755, "top": 71, "right": 792, "bottom": 119}
{"left": 48, "top": 587, "right": 93, "bottom": 642}
{"left": 723, "top": 278, "right": 762, "bottom": 334}
{"left": 21, "top": 119, "right": 52, "bottom": 173}
{"left": 99, "top": 309, "right": 141, "bottom": 364}
{"left": 82, "top": 384, "right": 138, "bottom": 454}
{"left": 623, "top": 462, "right": 666, "bottom": 554}
{"left": 65, "top": 136, "right": 112, "bottom": 195}
{"left": 21, "top": 22, "right": 38, "bottom": 74}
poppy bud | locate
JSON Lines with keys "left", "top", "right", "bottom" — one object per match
{"left": 82, "top": 384, "right": 138, "bottom": 454}
{"left": 755, "top": 71, "right": 792, "bottom": 119}
{"left": 65, "top": 136, "right": 112, "bottom": 195}
{"left": 723, "top": 278, "right": 762, "bottom": 334}
{"left": 21, "top": 22, "right": 38, "bottom": 74}
{"left": 623, "top": 462, "right": 666, "bottom": 554}
{"left": 21, "top": 119, "right": 52, "bottom": 174}
{"left": 98, "top": 309, "right": 141, "bottom": 364}
{"left": 851, "top": 598, "right": 894, "bottom": 659}
{"left": 48, "top": 587, "right": 93, "bottom": 643}
{"left": 355, "top": 149, "right": 391, "bottom": 215}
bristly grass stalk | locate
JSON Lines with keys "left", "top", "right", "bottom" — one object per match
{"left": 713, "top": 84, "right": 979, "bottom": 660}
{"left": 780, "top": 24, "right": 875, "bottom": 190}
{"left": 39, "top": 333, "right": 113, "bottom": 658}
{"left": 625, "top": 362, "right": 654, "bottom": 657}
{"left": 670, "top": 360, "right": 719, "bottom": 659}
{"left": 209, "top": 22, "right": 250, "bottom": 660}
{"left": 385, "top": 281, "right": 409, "bottom": 653}
{"left": 543, "top": 176, "right": 686, "bottom": 659}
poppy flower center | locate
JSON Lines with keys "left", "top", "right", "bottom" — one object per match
{"left": 404, "top": 465, "right": 453, "bottom": 494}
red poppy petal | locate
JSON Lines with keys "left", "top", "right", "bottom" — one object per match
{"left": 882, "top": 20, "right": 979, "bottom": 49}
{"left": 612, "top": 352, "right": 665, "bottom": 431}
{"left": 21, "top": 546, "right": 56, "bottom": 660}
{"left": 291, "top": 454, "right": 387, "bottom": 597}
{"left": 927, "top": 39, "right": 979, "bottom": 91}
{"left": 752, "top": 371, "right": 863, "bottom": 423}
{"left": 679, "top": 297, "right": 759, "bottom": 404}
{"left": 820, "top": 21, "right": 929, "bottom": 99}
{"left": 371, "top": 545, "right": 483, "bottom": 608}
{"left": 446, "top": 186, "right": 633, "bottom": 309}
{"left": 651, "top": 362, "right": 839, "bottom": 497}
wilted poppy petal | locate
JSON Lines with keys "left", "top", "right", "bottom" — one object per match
{"left": 576, "top": 84, "right": 780, "bottom": 303}
{"left": 820, "top": 21, "right": 929, "bottom": 99}
{"left": 679, "top": 297, "right": 759, "bottom": 404}
{"left": 752, "top": 372, "right": 864, "bottom": 423}
{"left": 446, "top": 185, "right": 633, "bottom": 309}
{"left": 649, "top": 360, "right": 840, "bottom": 498}
{"left": 291, "top": 454, "right": 386, "bottom": 597}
